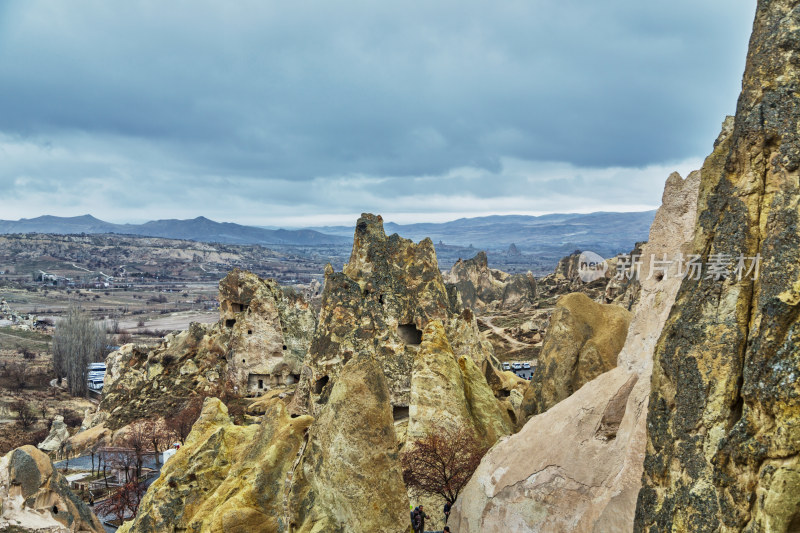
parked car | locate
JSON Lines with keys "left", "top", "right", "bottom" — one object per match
{"left": 523, "top": 362, "right": 531, "bottom": 369}
{"left": 511, "top": 363, "right": 522, "bottom": 370}
{"left": 502, "top": 363, "right": 511, "bottom": 370}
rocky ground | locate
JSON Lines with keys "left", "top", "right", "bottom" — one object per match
{"left": 5, "top": 14, "right": 798, "bottom": 523}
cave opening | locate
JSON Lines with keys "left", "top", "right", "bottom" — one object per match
{"left": 314, "top": 375, "right": 329, "bottom": 394}
{"left": 397, "top": 323, "right": 422, "bottom": 345}
{"left": 393, "top": 405, "right": 409, "bottom": 421}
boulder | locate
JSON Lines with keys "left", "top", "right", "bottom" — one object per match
{"left": 0, "top": 445, "right": 103, "bottom": 532}
{"left": 37, "top": 416, "right": 70, "bottom": 453}
{"left": 521, "top": 293, "right": 632, "bottom": 417}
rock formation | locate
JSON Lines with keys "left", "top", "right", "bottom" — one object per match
{"left": 521, "top": 292, "right": 632, "bottom": 417}
{"left": 636, "top": 1, "right": 800, "bottom": 530}
{"left": 289, "top": 353, "right": 412, "bottom": 532}
{"left": 290, "top": 214, "right": 517, "bottom": 425}
{"left": 219, "top": 269, "right": 316, "bottom": 393}
{"left": 0, "top": 445, "right": 103, "bottom": 532}
{"left": 537, "top": 247, "right": 643, "bottom": 308}
{"left": 450, "top": 161, "right": 702, "bottom": 531}
{"left": 117, "top": 397, "right": 313, "bottom": 533}
{"left": 122, "top": 214, "right": 519, "bottom": 533}
{"left": 99, "top": 269, "right": 315, "bottom": 429}
{"left": 443, "top": 251, "right": 537, "bottom": 310}
{"left": 37, "top": 416, "right": 70, "bottom": 453}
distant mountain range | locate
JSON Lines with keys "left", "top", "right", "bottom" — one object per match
{"left": 309, "top": 211, "right": 656, "bottom": 253}
{"left": 0, "top": 211, "right": 656, "bottom": 256}
{"left": 0, "top": 215, "right": 350, "bottom": 246}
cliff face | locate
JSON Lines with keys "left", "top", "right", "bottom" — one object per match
{"left": 636, "top": 2, "right": 800, "bottom": 531}
{"left": 449, "top": 165, "right": 702, "bottom": 532}
{"left": 290, "top": 213, "right": 518, "bottom": 426}
{"left": 220, "top": 269, "right": 317, "bottom": 393}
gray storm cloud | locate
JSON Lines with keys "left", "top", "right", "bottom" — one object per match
{"left": 0, "top": 0, "right": 754, "bottom": 224}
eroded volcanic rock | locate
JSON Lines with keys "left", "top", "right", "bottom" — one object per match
{"left": 290, "top": 213, "right": 518, "bottom": 421}
{"left": 450, "top": 160, "right": 702, "bottom": 532}
{"left": 443, "top": 251, "right": 538, "bottom": 311}
{"left": 0, "top": 445, "right": 104, "bottom": 533}
{"left": 520, "top": 292, "right": 632, "bottom": 418}
{"left": 636, "top": 1, "right": 800, "bottom": 530}
{"left": 117, "top": 397, "right": 313, "bottom": 533}
{"left": 98, "top": 269, "right": 315, "bottom": 430}
{"left": 120, "top": 213, "right": 518, "bottom": 533}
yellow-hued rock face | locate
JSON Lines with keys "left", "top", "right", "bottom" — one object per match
{"left": 636, "top": 1, "right": 800, "bottom": 530}
{"left": 291, "top": 353, "right": 412, "bottom": 533}
{"left": 118, "top": 397, "right": 313, "bottom": 533}
{"left": 521, "top": 292, "right": 631, "bottom": 417}
{"left": 121, "top": 214, "right": 514, "bottom": 533}
{"left": 0, "top": 445, "right": 104, "bottom": 532}
{"left": 290, "top": 213, "right": 517, "bottom": 431}
{"left": 408, "top": 321, "right": 513, "bottom": 448}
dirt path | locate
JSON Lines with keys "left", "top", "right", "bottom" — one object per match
{"left": 478, "top": 315, "right": 531, "bottom": 350}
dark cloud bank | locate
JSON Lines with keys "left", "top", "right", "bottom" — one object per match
{"left": 0, "top": 1, "right": 755, "bottom": 226}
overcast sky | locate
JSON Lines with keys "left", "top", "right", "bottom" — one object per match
{"left": 0, "top": 1, "right": 755, "bottom": 226}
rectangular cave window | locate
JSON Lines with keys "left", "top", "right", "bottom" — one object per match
{"left": 232, "top": 303, "right": 248, "bottom": 313}
{"left": 258, "top": 379, "right": 264, "bottom": 389}
{"left": 393, "top": 405, "right": 409, "bottom": 421}
{"left": 397, "top": 323, "right": 422, "bottom": 345}
{"left": 226, "top": 319, "right": 236, "bottom": 328}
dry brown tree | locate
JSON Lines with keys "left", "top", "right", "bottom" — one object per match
{"left": 95, "top": 481, "right": 145, "bottom": 524}
{"left": 401, "top": 425, "right": 488, "bottom": 505}
{"left": 13, "top": 400, "right": 37, "bottom": 430}
{"left": 166, "top": 397, "right": 203, "bottom": 443}
{"left": 144, "top": 418, "right": 174, "bottom": 465}
{"left": 124, "top": 421, "right": 151, "bottom": 480}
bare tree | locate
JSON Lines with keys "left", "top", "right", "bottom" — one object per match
{"left": 52, "top": 307, "right": 108, "bottom": 397}
{"left": 145, "top": 418, "right": 174, "bottom": 466}
{"left": 124, "top": 421, "right": 151, "bottom": 479}
{"left": 95, "top": 482, "right": 145, "bottom": 524}
{"left": 401, "top": 425, "right": 488, "bottom": 505}
{"left": 13, "top": 400, "right": 37, "bottom": 430}
{"left": 166, "top": 397, "right": 202, "bottom": 443}
{"left": 5, "top": 363, "right": 30, "bottom": 390}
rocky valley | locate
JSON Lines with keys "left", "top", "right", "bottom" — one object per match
{"left": 2, "top": 1, "right": 799, "bottom": 532}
